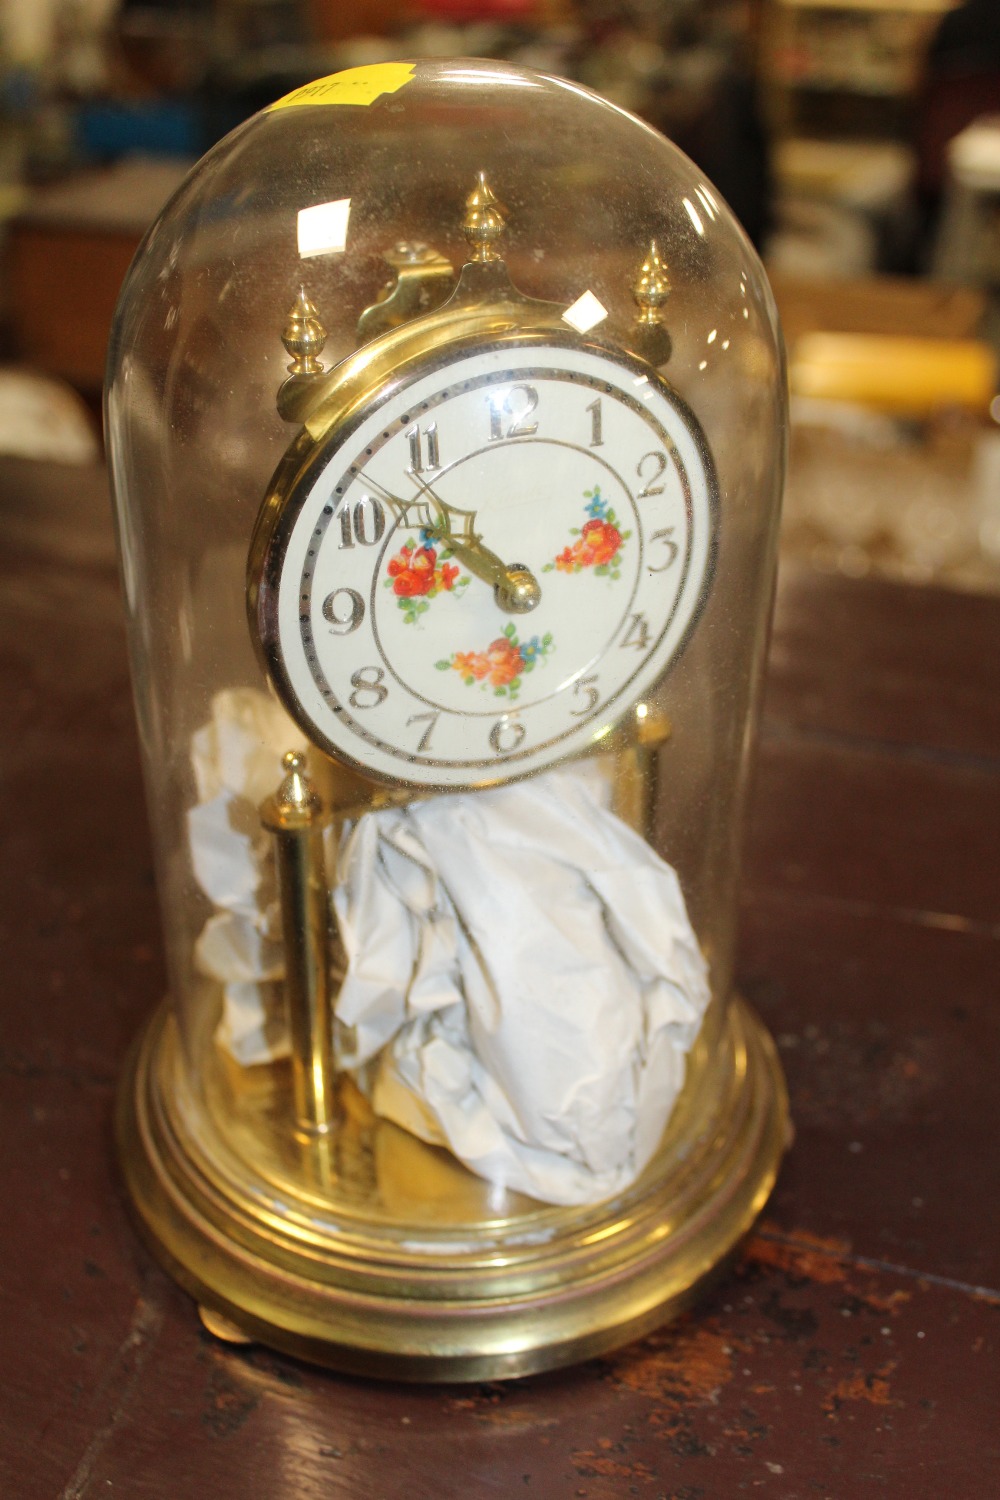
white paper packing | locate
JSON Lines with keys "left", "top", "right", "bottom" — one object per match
{"left": 188, "top": 689, "right": 302, "bottom": 1063}
{"left": 188, "top": 689, "right": 711, "bottom": 1205}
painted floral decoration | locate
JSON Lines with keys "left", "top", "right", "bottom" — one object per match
{"left": 544, "top": 486, "right": 630, "bottom": 581}
{"left": 437, "top": 622, "right": 554, "bottom": 702}
{"left": 384, "top": 537, "right": 468, "bottom": 625}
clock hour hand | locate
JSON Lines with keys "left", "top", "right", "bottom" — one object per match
{"left": 426, "top": 522, "right": 541, "bottom": 615}
{"left": 356, "top": 470, "right": 542, "bottom": 615}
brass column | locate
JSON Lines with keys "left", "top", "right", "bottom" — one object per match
{"left": 260, "top": 750, "right": 337, "bottom": 1138}
{"left": 611, "top": 703, "right": 673, "bottom": 839}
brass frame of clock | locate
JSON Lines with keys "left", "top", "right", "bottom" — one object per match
{"left": 248, "top": 193, "right": 719, "bottom": 794}
{"left": 116, "top": 175, "right": 789, "bottom": 1381}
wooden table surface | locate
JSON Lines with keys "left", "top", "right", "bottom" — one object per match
{"left": 2, "top": 457, "right": 998, "bottom": 1498}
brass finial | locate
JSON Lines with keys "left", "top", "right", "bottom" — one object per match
{"left": 282, "top": 289, "right": 327, "bottom": 376}
{"left": 633, "top": 241, "right": 671, "bottom": 326}
{"left": 275, "top": 749, "right": 320, "bottom": 817}
{"left": 463, "top": 173, "right": 506, "bottom": 263}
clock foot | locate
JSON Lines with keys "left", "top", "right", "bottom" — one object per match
{"left": 198, "top": 1305, "right": 254, "bottom": 1346}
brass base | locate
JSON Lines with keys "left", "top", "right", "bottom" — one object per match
{"left": 117, "top": 998, "right": 788, "bottom": 1381}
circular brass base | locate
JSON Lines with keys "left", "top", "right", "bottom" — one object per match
{"left": 117, "top": 998, "right": 787, "bottom": 1381}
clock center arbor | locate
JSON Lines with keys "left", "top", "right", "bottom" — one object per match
{"left": 106, "top": 58, "right": 788, "bottom": 1380}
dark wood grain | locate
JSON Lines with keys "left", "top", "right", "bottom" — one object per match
{"left": 745, "top": 733, "right": 1000, "bottom": 928}
{"left": 767, "top": 562, "right": 1000, "bottom": 763}
{"left": 2, "top": 458, "right": 997, "bottom": 1499}
{"left": 53, "top": 1248, "right": 1000, "bottom": 1500}
{"left": 740, "top": 893, "right": 1000, "bottom": 1288}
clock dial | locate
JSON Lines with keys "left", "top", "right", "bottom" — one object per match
{"left": 257, "top": 336, "right": 716, "bottom": 787}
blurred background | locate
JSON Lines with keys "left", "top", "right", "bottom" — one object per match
{"left": 1, "top": 0, "right": 999, "bottom": 592}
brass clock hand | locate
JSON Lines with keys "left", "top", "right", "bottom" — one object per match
{"left": 356, "top": 469, "right": 541, "bottom": 615}
{"left": 353, "top": 466, "right": 447, "bottom": 534}
{"left": 411, "top": 474, "right": 542, "bottom": 616}
{"left": 428, "top": 523, "right": 542, "bottom": 616}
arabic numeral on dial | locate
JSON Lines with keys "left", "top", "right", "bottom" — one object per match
{"left": 637, "top": 451, "right": 667, "bottom": 498}
{"left": 349, "top": 667, "right": 388, "bottom": 709}
{"left": 621, "top": 612, "right": 650, "bottom": 651}
{"left": 586, "top": 397, "right": 604, "bottom": 448}
{"left": 406, "top": 422, "right": 440, "bottom": 474}
{"left": 338, "top": 495, "right": 385, "bottom": 548}
{"left": 570, "top": 674, "right": 600, "bottom": 715}
{"left": 489, "top": 384, "right": 539, "bottom": 441}
{"left": 321, "top": 588, "right": 365, "bottom": 635}
{"left": 649, "top": 526, "right": 679, "bottom": 572}
{"left": 355, "top": 495, "right": 386, "bottom": 545}
{"left": 489, "top": 715, "right": 526, "bottom": 754}
{"left": 338, "top": 505, "right": 352, "bottom": 549}
{"left": 407, "top": 710, "right": 439, "bottom": 753}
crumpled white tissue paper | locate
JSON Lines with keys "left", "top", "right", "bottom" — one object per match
{"left": 188, "top": 689, "right": 711, "bottom": 1206}
{"left": 188, "top": 688, "right": 303, "bottom": 1064}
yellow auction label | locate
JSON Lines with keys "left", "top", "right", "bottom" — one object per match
{"left": 269, "top": 64, "right": 416, "bottom": 111}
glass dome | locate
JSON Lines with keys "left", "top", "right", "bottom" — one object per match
{"left": 108, "top": 58, "right": 788, "bottom": 1380}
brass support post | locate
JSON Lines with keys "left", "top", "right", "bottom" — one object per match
{"left": 611, "top": 703, "right": 673, "bottom": 839}
{"left": 260, "top": 750, "right": 337, "bottom": 1138}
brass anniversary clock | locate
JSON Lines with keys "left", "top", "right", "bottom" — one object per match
{"left": 108, "top": 59, "right": 788, "bottom": 1379}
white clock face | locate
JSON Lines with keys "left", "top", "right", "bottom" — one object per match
{"left": 261, "top": 336, "right": 716, "bottom": 788}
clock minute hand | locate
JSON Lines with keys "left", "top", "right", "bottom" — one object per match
{"left": 354, "top": 468, "right": 449, "bottom": 535}
{"left": 356, "top": 469, "right": 542, "bottom": 616}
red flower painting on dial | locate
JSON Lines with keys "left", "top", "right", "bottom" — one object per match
{"left": 384, "top": 539, "right": 467, "bottom": 623}
{"left": 545, "top": 486, "right": 630, "bottom": 581}
{"left": 438, "top": 624, "right": 554, "bottom": 702}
